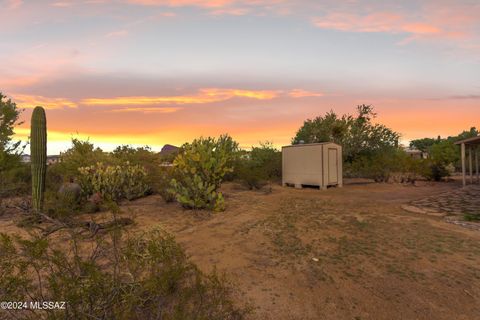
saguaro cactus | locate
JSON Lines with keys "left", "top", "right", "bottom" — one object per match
{"left": 31, "top": 106, "right": 47, "bottom": 213}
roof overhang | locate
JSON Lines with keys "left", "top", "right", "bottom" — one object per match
{"left": 454, "top": 136, "right": 480, "bottom": 146}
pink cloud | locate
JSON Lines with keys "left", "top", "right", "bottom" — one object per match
{"left": 5, "top": 0, "right": 22, "bottom": 9}
{"left": 312, "top": 3, "right": 479, "bottom": 44}
{"left": 126, "top": 0, "right": 233, "bottom": 8}
{"left": 106, "top": 30, "right": 129, "bottom": 37}
{"left": 312, "top": 12, "right": 445, "bottom": 39}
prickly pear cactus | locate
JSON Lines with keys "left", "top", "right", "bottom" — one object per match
{"left": 31, "top": 106, "right": 47, "bottom": 213}
{"left": 169, "top": 136, "right": 235, "bottom": 211}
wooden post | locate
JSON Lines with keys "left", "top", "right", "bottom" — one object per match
{"left": 476, "top": 146, "right": 479, "bottom": 184}
{"left": 469, "top": 146, "right": 474, "bottom": 184}
{"left": 461, "top": 143, "right": 466, "bottom": 187}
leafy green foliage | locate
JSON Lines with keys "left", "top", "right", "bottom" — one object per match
{"left": 0, "top": 227, "right": 249, "bottom": 320}
{"left": 0, "top": 93, "right": 27, "bottom": 197}
{"left": 0, "top": 93, "right": 25, "bottom": 159}
{"left": 292, "top": 105, "right": 400, "bottom": 163}
{"left": 410, "top": 128, "right": 478, "bottom": 181}
{"left": 235, "top": 142, "right": 282, "bottom": 189}
{"left": 409, "top": 137, "right": 440, "bottom": 152}
{"left": 78, "top": 162, "right": 150, "bottom": 201}
{"left": 56, "top": 138, "right": 111, "bottom": 180}
{"left": 348, "top": 149, "right": 425, "bottom": 183}
{"left": 169, "top": 135, "right": 237, "bottom": 211}
{"left": 111, "top": 145, "right": 165, "bottom": 192}
{"left": 157, "top": 167, "right": 177, "bottom": 203}
{"left": 0, "top": 162, "right": 30, "bottom": 197}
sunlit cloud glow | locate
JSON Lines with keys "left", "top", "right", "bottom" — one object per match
{"left": 12, "top": 94, "right": 78, "bottom": 110}
{"left": 109, "top": 107, "right": 183, "bottom": 113}
{"left": 2, "top": 0, "right": 479, "bottom": 154}
{"left": 288, "top": 89, "right": 324, "bottom": 98}
{"left": 82, "top": 88, "right": 280, "bottom": 106}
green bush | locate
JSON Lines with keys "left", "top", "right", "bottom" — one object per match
{"left": 56, "top": 138, "right": 111, "bottom": 180}
{"left": 0, "top": 162, "right": 31, "bottom": 197}
{"left": 424, "top": 140, "right": 458, "bottom": 181}
{"left": 348, "top": 148, "right": 424, "bottom": 183}
{"left": 0, "top": 227, "right": 249, "bottom": 320}
{"left": 169, "top": 136, "right": 237, "bottom": 211}
{"left": 111, "top": 145, "right": 165, "bottom": 192}
{"left": 78, "top": 162, "right": 150, "bottom": 201}
{"left": 157, "top": 167, "right": 177, "bottom": 203}
{"left": 235, "top": 162, "right": 268, "bottom": 190}
{"left": 235, "top": 142, "right": 281, "bottom": 189}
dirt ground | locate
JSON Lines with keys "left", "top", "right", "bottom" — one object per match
{"left": 2, "top": 180, "right": 480, "bottom": 320}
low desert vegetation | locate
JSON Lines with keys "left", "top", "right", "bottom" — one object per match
{"left": 0, "top": 224, "right": 249, "bottom": 320}
{"left": 293, "top": 104, "right": 477, "bottom": 182}
{"left": 1, "top": 94, "right": 478, "bottom": 319}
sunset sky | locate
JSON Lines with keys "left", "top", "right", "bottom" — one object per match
{"left": 2, "top": 0, "right": 479, "bottom": 154}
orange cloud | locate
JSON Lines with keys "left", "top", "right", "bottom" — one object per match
{"left": 109, "top": 107, "right": 182, "bottom": 113}
{"left": 312, "top": 11, "right": 458, "bottom": 42}
{"left": 82, "top": 88, "right": 279, "bottom": 106}
{"left": 288, "top": 89, "right": 324, "bottom": 98}
{"left": 12, "top": 94, "right": 78, "bottom": 110}
{"left": 0, "top": 75, "right": 40, "bottom": 89}
{"left": 402, "top": 23, "right": 441, "bottom": 35}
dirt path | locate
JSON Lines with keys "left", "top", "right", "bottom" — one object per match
{"left": 121, "top": 181, "right": 480, "bottom": 320}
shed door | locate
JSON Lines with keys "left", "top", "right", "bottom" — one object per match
{"left": 327, "top": 148, "right": 338, "bottom": 184}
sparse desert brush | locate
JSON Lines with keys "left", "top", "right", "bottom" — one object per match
{"left": 235, "top": 142, "right": 281, "bottom": 189}
{"left": 0, "top": 226, "right": 250, "bottom": 320}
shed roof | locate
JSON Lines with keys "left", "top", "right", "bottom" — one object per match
{"left": 282, "top": 142, "right": 341, "bottom": 149}
{"left": 454, "top": 136, "right": 480, "bottom": 146}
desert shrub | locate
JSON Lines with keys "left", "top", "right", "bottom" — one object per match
{"left": 423, "top": 140, "right": 458, "bottom": 181}
{"left": 421, "top": 160, "right": 450, "bottom": 181}
{"left": 464, "top": 213, "right": 480, "bottom": 222}
{"left": 0, "top": 227, "right": 249, "bottom": 320}
{"left": 56, "top": 138, "right": 111, "bottom": 180}
{"left": 157, "top": 167, "right": 177, "bottom": 203}
{"left": 169, "top": 136, "right": 236, "bottom": 211}
{"left": 78, "top": 162, "right": 150, "bottom": 201}
{"left": 348, "top": 148, "right": 425, "bottom": 183}
{"left": 111, "top": 145, "right": 165, "bottom": 191}
{"left": 45, "top": 163, "right": 66, "bottom": 192}
{"left": 235, "top": 142, "right": 282, "bottom": 189}
{"left": 235, "top": 162, "right": 268, "bottom": 190}
{"left": 250, "top": 142, "right": 282, "bottom": 180}
{"left": 0, "top": 162, "right": 31, "bottom": 197}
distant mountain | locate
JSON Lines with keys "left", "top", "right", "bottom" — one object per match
{"left": 159, "top": 144, "right": 179, "bottom": 156}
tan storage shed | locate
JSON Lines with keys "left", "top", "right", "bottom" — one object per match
{"left": 282, "top": 142, "right": 343, "bottom": 190}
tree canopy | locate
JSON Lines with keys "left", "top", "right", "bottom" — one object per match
{"left": 0, "top": 93, "right": 25, "bottom": 172}
{"left": 292, "top": 105, "right": 400, "bottom": 162}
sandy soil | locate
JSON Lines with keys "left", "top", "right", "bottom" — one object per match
{"left": 1, "top": 180, "right": 479, "bottom": 320}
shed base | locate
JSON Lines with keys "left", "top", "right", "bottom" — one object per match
{"left": 283, "top": 183, "right": 339, "bottom": 190}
